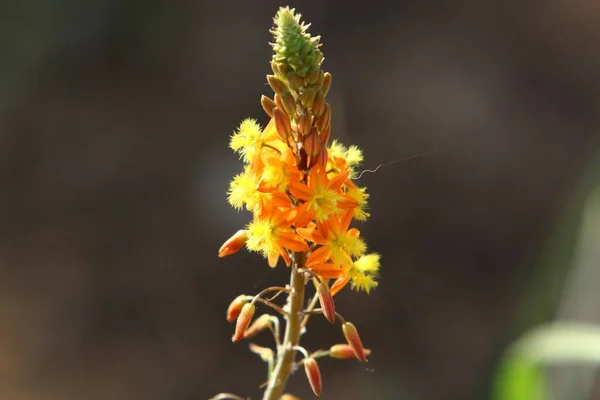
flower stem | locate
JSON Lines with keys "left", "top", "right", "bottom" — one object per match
{"left": 262, "top": 251, "right": 306, "bottom": 400}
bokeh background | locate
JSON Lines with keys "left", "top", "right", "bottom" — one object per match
{"left": 2, "top": 1, "right": 600, "bottom": 399}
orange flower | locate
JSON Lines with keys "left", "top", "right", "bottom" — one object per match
{"left": 246, "top": 205, "right": 309, "bottom": 267}
{"left": 289, "top": 164, "right": 357, "bottom": 223}
{"left": 299, "top": 210, "right": 366, "bottom": 268}
{"left": 256, "top": 148, "right": 302, "bottom": 193}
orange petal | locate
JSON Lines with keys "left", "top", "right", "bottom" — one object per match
{"left": 309, "top": 263, "right": 344, "bottom": 278}
{"left": 307, "top": 246, "right": 331, "bottom": 267}
{"left": 288, "top": 182, "right": 313, "bottom": 201}
{"left": 278, "top": 231, "right": 309, "bottom": 252}
{"left": 256, "top": 179, "right": 278, "bottom": 193}
{"left": 329, "top": 169, "right": 350, "bottom": 191}
{"left": 312, "top": 164, "right": 328, "bottom": 191}
{"left": 330, "top": 276, "right": 350, "bottom": 297}
{"left": 293, "top": 203, "right": 316, "bottom": 228}
{"left": 270, "top": 191, "right": 293, "bottom": 208}
{"left": 341, "top": 210, "right": 354, "bottom": 231}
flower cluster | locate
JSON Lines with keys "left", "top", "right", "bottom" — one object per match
{"left": 215, "top": 7, "right": 381, "bottom": 399}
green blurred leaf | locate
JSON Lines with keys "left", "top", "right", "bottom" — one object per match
{"left": 493, "top": 355, "right": 546, "bottom": 400}
{"left": 493, "top": 322, "right": 600, "bottom": 400}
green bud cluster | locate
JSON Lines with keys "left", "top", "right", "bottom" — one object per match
{"left": 271, "top": 7, "right": 324, "bottom": 80}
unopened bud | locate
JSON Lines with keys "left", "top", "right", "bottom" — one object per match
{"left": 268, "top": 75, "right": 287, "bottom": 95}
{"left": 317, "top": 145, "right": 328, "bottom": 167}
{"left": 319, "top": 125, "right": 331, "bottom": 146}
{"left": 342, "top": 322, "right": 368, "bottom": 362}
{"left": 304, "top": 358, "right": 322, "bottom": 397}
{"left": 304, "top": 128, "right": 321, "bottom": 158}
{"left": 243, "top": 314, "right": 274, "bottom": 339}
{"left": 300, "top": 87, "right": 318, "bottom": 110}
{"left": 218, "top": 230, "right": 248, "bottom": 258}
{"left": 273, "top": 107, "right": 292, "bottom": 141}
{"left": 226, "top": 294, "right": 249, "bottom": 323}
{"left": 321, "top": 72, "right": 332, "bottom": 97}
{"left": 270, "top": 61, "right": 281, "bottom": 76}
{"left": 274, "top": 93, "right": 285, "bottom": 111}
{"left": 280, "top": 91, "right": 296, "bottom": 116}
{"left": 315, "top": 103, "right": 331, "bottom": 132}
{"left": 261, "top": 95, "right": 276, "bottom": 117}
{"left": 306, "top": 67, "right": 320, "bottom": 85}
{"left": 312, "top": 91, "right": 326, "bottom": 117}
{"left": 297, "top": 113, "right": 313, "bottom": 136}
{"left": 329, "top": 344, "right": 372, "bottom": 360}
{"left": 317, "top": 70, "right": 325, "bottom": 88}
{"left": 287, "top": 71, "right": 302, "bottom": 91}
{"left": 232, "top": 303, "right": 255, "bottom": 342}
{"left": 316, "top": 279, "right": 335, "bottom": 323}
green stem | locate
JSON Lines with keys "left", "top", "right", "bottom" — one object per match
{"left": 262, "top": 252, "right": 306, "bottom": 400}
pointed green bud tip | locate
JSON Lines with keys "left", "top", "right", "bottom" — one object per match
{"left": 272, "top": 7, "right": 324, "bottom": 80}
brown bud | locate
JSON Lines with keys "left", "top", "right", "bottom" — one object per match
{"left": 261, "top": 95, "right": 276, "bottom": 117}
{"left": 267, "top": 75, "right": 287, "bottom": 95}
{"left": 317, "top": 70, "right": 325, "bottom": 88}
{"left": 218, "top": 230, "right": 248, "bottom": 258}
{"left": 304, "top": 358, "right": 322, "bottom": 397}
{"left": 243, "top": 314, "right": 273, "bottom": 339}
{"left": 329, "top": 344, "right": 372, "bottom": 360}
{"left": 306, "top": 67, "right": 320, "bottom": 85}
{"left": 320, "top": 125, "right": 331, "bottom": 146}
{"left": 312, "top": 91, "right": 326, "bottom": 117}
{"left": 280, "top": 91, "right": 296, "bottom": 116}
{"left": 342, "top": 322, "right": 368, "bottom": 362}
{"left": 300, "top": 87, "right": 318, "bottom": 110}
{"left": 317, "top": 145, "right": 328, "bottom": 168}
{"left": 304, "top": 128, "right": 321, "bottom": 158}
{"left": 297, "top": 113, "right": 313, "bottom": 136}
{"left": 321, "top": 72, "right": 332, "bottom": 97}
{"left": 274, "top": 93, "right": 285, "bottom": 111}
{"left": 316, "top": 279, "right": 335, "bottom": 323}
{"left": 287, "top": 71, "right": 302, "bottom": 91}
{"left": 232, "top": 303, "right": 255, "bottom": 342}
{"left": 273, "top": 107, "right": 292, "bottom": 141}
{"left": 315, "top": 103, "right": 331, "bottom": 132}
{"left": 226, "top": 294, "right": 249, "bottom": 323}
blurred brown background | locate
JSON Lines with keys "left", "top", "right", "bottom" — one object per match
{"left": 2, "top": 1, "right": 600, "bottom": 399}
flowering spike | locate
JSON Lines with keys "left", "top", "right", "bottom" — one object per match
{"left": 316, "top": 279, "right": 335, "bottom": 323}
{"left": 329, "top": 344, "right": 372, "bottom": 360}
{"left": 232, "top": 303, "right": 255, "bottom": 342}
{"left": 226, "top": 294, "right": 249, "bottom": 323}
{"left": 218, "top": 230, "right": 248, "bottom": 258}
{"left": 303, "top": 357, "right": 322, "bottom": 397}
{"left": 216, "top": 7, "right": 381, "bottom": 399}
{"left": 342, "top": 322, "right": 368, "bottom": 362}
